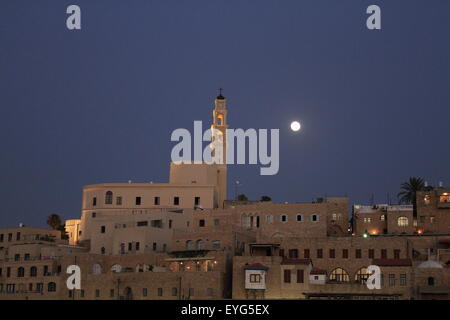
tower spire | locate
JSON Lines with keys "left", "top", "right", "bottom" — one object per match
{"left": 217, "top": 88, "right": 225, "bottom": 100}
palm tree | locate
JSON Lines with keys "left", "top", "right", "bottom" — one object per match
{"left": 397, "top": 177, "right": 425, "bottom": 225}
{"left": 46, "top": 214, "right": 62, "bottom": 230}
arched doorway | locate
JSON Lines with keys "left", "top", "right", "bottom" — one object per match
{"left": 123, "top": 287, "right": 133, "bottom": 300}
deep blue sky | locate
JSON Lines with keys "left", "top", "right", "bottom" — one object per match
{"left": 0, "top": 1, "right": 449, "bottom": 228}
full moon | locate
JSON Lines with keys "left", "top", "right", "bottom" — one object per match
{"left": 290, "top": 121, "right": 301, "bottom": 132}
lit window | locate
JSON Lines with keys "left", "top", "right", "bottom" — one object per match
{"left": 380, "top": 215, "right": 385, "bottom": 221}
{"left": 397, "top": 216, "right": 409, "bottom": 227}
{"left": 424, "top": 195, "right": 431, "bottom": 204}
{"left": 355, "top": 267, "right": 370, "bottom": 284}
{"left": 249, "top": 274, "right": 261, "bottom": 283}
{"left": 329, "top": 268, "right": 349, "bottom": 282}
{"left": 439, "top": 193, "right": 449, "bottom": 203}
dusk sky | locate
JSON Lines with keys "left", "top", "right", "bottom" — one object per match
{"left": 0, "top": 0, "right": 449, "bottom": 228}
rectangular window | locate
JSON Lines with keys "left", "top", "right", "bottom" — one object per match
{"left": 101, "top": 226, "right": 106, "bottom": 233}
{"left": 212, "top": 240, "right": 221, "bottom": 250}
{"left": 389, "top": 274, "right": 395, "bottom": 286}
{"left": 135, "top": 197, "right": 142, "bottom": 205}
{"left": 369, "top": 249, "right": 375, "bottom": 259}
{"left": 400, "top": 274, "right": 407, "bottom": 286}
{"left": 153, "top": 242, "right": 157, "bottom": 251}
{"left": 80, "top": 290, "right": 85, "bottom": 298}
{"left": 317, "top": 249, "right": 323, "bottom": 259}
{"left": 195, "top": 197, "right": 200, "bottom": 206}
{"left": 8, "top": 233, "right": 12, "bottom": 241}
{"left": 169, "top": 220, "right": 173, "bottom": 229}
{"left": 128, "top": 242, "right": 132, "bottom": 251}
{"left": 154, "top": 197, "right": 160, "bottom": 205}
{"left": 174, "top": 197, "right": 180, "bottom": 205}
{"left": 93, "top": 197, "right": 97, "bottom": 206}
{"left": 394, "top": 249, "right": 401, "bottom": 259}
{"left": 0, "top": 234, "right": 3, "bottom": 242}
{"left": 289, "top": 249, "right": 298, "bottom": 259}
{"left": 189, "top": 288, "right": 194, "bottom": 297}
{"left": 199, "top": 219, "right": 205, "bottom": 227}
{"left": 143, "top": 288, "right": 148, "bottom": 297}
{"left": 342, "top": 249, "right": 349, "bottom": 259}
{"left": 6, "top": 267, "right": 10, "bottom": 277}
{"left": 24, "top": 253, "right": 30, "bottom": 261}
{"left": 329, "top": 249, "right": 335, "bottom": 259}
{"left": 157, "top": 288, "right": 163, "bottom": 296}
{"left": 304, "top": 249, "right": 310, "bottom": 259}
{"left": 284, "top": 269, "right": 291, "bottom": 283}
{"left": 136, "top": 242, "right": 140, "bottom": 251}
{"left": 356, "top": 249, "right": 362, "bottom": 259}
{"left": 116, "top": 196, "right": 122, "bottom": 205}
{"left": 297, "top": 270, "right": 304, "bottom": 283}
{"left": 95, "top": 289, "right": 100, "bottom": 298}
{"left": 137, "top": 221, "right": 148, "bottom": 227}
{"left": 381, "top": 249, "right": 387, "bottom": 259}
{"left": 250, "top": 274, "right": 261, "bottom": 283}
{"left": 172, "top": 287, "right": 178, "bottom": 296}
{"left": 16, "top": 232, "right": 21, "bottom": 241}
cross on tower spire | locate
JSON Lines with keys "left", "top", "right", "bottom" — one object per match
{"left": 217, "top": 88, "right": 225, "bottom": 100}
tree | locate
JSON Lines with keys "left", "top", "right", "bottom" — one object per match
{"left": 397, "top": 177, "right": 425, "bottom": 225}
{"left": 237, "top": 194, "right": 248, "bottom": 201}
{"left": 46, "top": 214, "right": 68, "bottom": 240}
{"left": 46, "top": 214, "right": 62, "bottom": 230}
{"left": 260, "top": 196, "right": 272, "bottom": 202}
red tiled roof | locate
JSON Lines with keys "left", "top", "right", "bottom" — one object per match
{"left": 244, "top": 263, "right": 268, "bottom": 270}
{"left": 281, "top": 258, "right": 312, "bottom": 265}
{"left": 372, "top": 259, "right": 412, "bottom": 267}
{"left": 310, "top": 268, "right": 327, "bottom": 275}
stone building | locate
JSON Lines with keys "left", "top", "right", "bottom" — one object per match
{"left": 1, "top": 94, "right": 449, "bottom": 300}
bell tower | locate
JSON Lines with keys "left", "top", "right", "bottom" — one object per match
{"left": 211, "top": 89, "right": 228, "bottom": 208}
{"left": 211, "top": 88, "right": 228, "bottom": 164}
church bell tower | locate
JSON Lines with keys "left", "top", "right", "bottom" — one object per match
{"left": 211, "top": 89, "right": 228, "bottom": 208}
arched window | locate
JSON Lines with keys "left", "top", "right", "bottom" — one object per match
{"left": 92, "top": 264, "right": 102, "bottom": 275}
{"left": 428, "top": 277, "right": 435, "bottom": 286}
{"left": 186, "top": 240, "right": 194, "bottom": 250}
{"left": 329, "top": 268, "right": 350, "bottom": 282}
{"left": 355, "top": 267, "right": 370, "bottom": 284}
{"left": 17, "top": 267, "right": 25, "bottom": 277}
{"left": 101, "top": 247, "right": 106, "bottom": 254}
{"left": 196, "top": 239, "right": 205, "bottom": 250}
{"left": 105, "top": 191, "right": 113, "bottom": 204}
{"left": 48, "top": 282, "right": 56, "bottom": 292}
{"left": 398, "top": 216, "right": 409, "bottom": 227}
{"left": 30, "top": 266, "right": 37, "bottom": 277}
